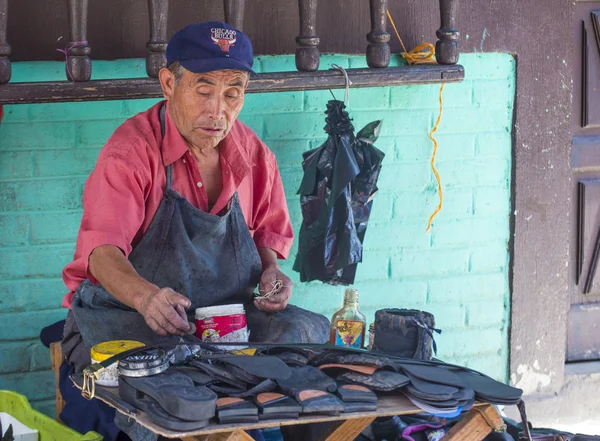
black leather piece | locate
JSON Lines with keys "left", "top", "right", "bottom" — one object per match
{"left": 222, "top": 363, "right": 262, "bottom": 385}
{"left": 216, "top": 399, "right": 258, "bottom": 421}
{"left": 294, "top": 390, "right": 345, "bottom": 415}
{"left": 343, "top": 401, "right": 377, "bottom": 413}
{"left": 219, "top": 415, "right": 259, "bottom": 424}
{"left": 174, "top": 366, "right": 213, "bottom": 386}
{"left": 229, "top": 379, "right": 278, "bottom": 398}
{"left": 208, "top": 384, "right": 247, "bottom": 395}
{"left": 313, "top": 351, "right": 396, "bottom": 370}
{"left": 190, "top": 361, "right": 248, "bottom": 390}
{"left": 454, "top": 370, "right": 523, "bottom": 402}
{"left": 259, "top": 412, "right": 300, "bottom": 421}
{"left": 276, "top": 365, "right": 337, "bottom": 396}
{"left": 337, "top": 370, "right": 410, "bottom": 392}
{"left": 214, "top": 355, "right": 292, "bottom": 380}
{"left": 398, "top": 364, "right": 466, "bottom": 388}
{"left": 406, "top": 371, "right": 460, "bottom": 396}
{"left": 255, "top": 394, "right": 302, "bottom": 415}
{"left": 336, "top": 385, "right": 377, "bottom": 403}
{"left": 119, "top": 372, "right": 217, "bottom": 421}
{"left": 274, "top": 352, "right": 309, "bottom": 366}
{"left": 405, "top": 386, "right": 460, "bottom": 405}
{"left": 405, "top": 385, "right": 457, "bottom": 402}
{"left": 119, "top": 377, "right": 211, "bottom": 431}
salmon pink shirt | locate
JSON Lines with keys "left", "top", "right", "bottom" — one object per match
{"left": 62, "top": 101, "right": 293, "bottom": 308}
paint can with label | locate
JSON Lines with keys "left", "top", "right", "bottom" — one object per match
{"left": 195, "top": 304, "right": 248, "bottom": 350}
{"left": 90, "top": 340, "right": 146, "bottom": 387}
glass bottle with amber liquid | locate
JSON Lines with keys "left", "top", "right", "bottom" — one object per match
{"left": 329, "top": 288, "right": 367, "bottom": 348}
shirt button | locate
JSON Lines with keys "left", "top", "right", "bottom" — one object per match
{"left": 183, "top": 159, "right": 186, "bottom": 163}
{"left": 197, "top": 182, "right": 203, "bottom": 188}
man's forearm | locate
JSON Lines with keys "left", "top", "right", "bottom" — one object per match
{"left": 257, "top": 247, "right": 279, "bottom": 270}
{"left": 88, "top": 244, "right": 157, "bottom": 311}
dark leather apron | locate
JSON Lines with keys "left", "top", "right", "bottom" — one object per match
{"left": 69, "top": 104, "right": 262, "bottom": 352}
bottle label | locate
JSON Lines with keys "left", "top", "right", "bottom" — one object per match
{"left": 335, "top": 320, "right": 365, "bottom": 348}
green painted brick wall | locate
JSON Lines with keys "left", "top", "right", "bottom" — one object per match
{"left": 0, "top": 53, "right": 515, "bottom": 416}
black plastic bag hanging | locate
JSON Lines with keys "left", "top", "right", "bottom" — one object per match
{"left": 293, "top": 73, "right": 385, "bottom": 285}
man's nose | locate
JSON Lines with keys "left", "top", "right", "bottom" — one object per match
{"left": 207, "top": 96, "right": 225, "bottom": 120}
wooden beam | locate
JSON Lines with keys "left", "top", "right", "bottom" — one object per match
{"left": 182, "top": 430, "right": 255, "bottom": 441}
{"left": 319, "top": 416, "right": 376, "bottom": 441}
{"left": 0, "top": 0, "right": 10, "bottom": 84}
{"left": 436, "top": 0, "right": 460, "bottom": 65}
{"left": 367, "top": 0, "right": 391, "bottom": 68}
{"left": 0, "top": 64, "right": 464, "bottom": 105}
{"left": 224, "top": 0, "right": 245, "bottom": 31}
{"left": 50, "top": 342, "right": 65, "bottom": 422}
{"left": 65, "top": 0, "right": 91, "bottom": 82}
{"left": 443, "top": 404, "right": 504, "bottom": 441}
{"left": 296, "top": 0, "right": 320, "bottom": 71}
{"left": 146, "top": 0, "right": 169, "bottom": 78}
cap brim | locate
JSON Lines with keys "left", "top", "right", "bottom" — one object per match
{"left": 179, "top": 58, "right": 256, "bottom": 77}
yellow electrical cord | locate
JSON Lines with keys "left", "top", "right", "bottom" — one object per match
{"left": 386, "top": 10, "right": 436, "bottom": 65}
{"left": 386, "top": 9, "right": 445, "bottom": 233}
{"left": 426, "top": 84, "right": 445, "bottom": 233}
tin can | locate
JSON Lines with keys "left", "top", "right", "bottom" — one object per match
{"left": 90, "top": 340, "right": 145, "bottom": 387}
{"left": 195, "top": 304, "right": 248, "bottom": 350}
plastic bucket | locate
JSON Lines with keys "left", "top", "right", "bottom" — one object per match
{"left": 0, "top": 390, "right": 102, "bottom": 441}
{"left": 195, "top": 304, "right": 248, "bottom": 349}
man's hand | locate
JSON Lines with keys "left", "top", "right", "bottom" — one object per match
{"left": 255, "top": 265, "right": 293, "bottom": 313}
{"left": 136, "top": 287, "right": 192, "bottom": 336}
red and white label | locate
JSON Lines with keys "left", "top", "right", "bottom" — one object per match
{"left": 195, "top": 313, "right": 247, "bottom": 342}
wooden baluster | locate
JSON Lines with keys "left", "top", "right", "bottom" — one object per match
{"left": 366, "top": 0, "right": 390, "bottom": 68}
{"left": 66, "top": 0, "right": 91, "bottom": 82}
{"left": 146, "top": 0, "right": 169, "bottom": 77}
{"left": 296, "top": 0, "right": 319, "bottom": 72}
{"left": 436, "top": 0, "right": 459, "bottom": 65}
{"left": 0, "top": 0, "right": 10, "bottom": 84}
{"left": 224, "top": 0, "right": 245, "bottom": 31}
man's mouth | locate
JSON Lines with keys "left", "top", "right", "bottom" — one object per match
{"left": 197, "top": 127, "right": 225, "bottom": 136}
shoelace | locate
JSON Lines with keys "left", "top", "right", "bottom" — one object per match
{"left": 412, "top": 316, "right": 442, "bottom": 355}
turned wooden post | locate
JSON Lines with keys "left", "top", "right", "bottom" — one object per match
{"left": 146, "top": 0, "right": 169, "bottom": 77}
{"left": 0, "top": 0, "right": 10, "bottom": 84}
{"left": 296, "top": 0, "right": 319, "bottom": 72}
{"left": 66, "top": 0, "right": 91, "bottom": 81}
{"left": 436, "top": 0, "right": 459, "bottom": 65}
{"left": 367, "top": 0, "right": 390, "bottom": 68}
{"left": 224, "top": 0, "right": 245, "bottom": 31}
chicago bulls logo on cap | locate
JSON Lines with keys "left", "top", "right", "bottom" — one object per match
{"left": 211, "top": 27, "right": 236, "bottom": 52}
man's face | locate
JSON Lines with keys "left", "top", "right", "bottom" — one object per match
{"left": 160, "top": 67, "right": 249, "bottom": 150}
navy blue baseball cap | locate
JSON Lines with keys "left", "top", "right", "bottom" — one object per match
{"left": 166, "top": 21, "right": 255, "bottom": 75}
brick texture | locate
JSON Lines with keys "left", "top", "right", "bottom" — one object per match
{"left": 0, "top": 53, "right": 515, "bottom": 415}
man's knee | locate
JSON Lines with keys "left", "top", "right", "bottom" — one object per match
{"left": 289, "top": 306, "right": 329, "bottom": 343}
{"left": 246, "top": 304, "right": 330, "bottom": 344}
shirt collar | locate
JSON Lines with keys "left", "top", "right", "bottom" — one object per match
{"left": 160, "top": 101, "right": 251, "bottom": 182}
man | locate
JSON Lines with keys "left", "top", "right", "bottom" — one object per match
{"left": 58, "top": 21, "right": 329, "bottom": 440}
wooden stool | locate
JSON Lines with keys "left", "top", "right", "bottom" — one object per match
{"left": 49, "top": 341, "right": 66, "bottom": 421}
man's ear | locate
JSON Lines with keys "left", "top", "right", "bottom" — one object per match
{"left": 159, "top": 67, "right": 175, "bottom": 99}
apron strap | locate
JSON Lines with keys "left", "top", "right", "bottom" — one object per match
{"left": 159, "top": 103, "right": 173, "bottom": 191}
